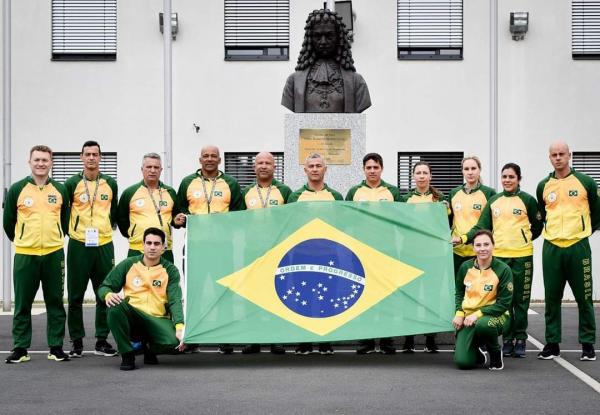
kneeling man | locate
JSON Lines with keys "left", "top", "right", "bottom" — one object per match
{"left": 98, "top": 227, "right": 185, "bottom": 370}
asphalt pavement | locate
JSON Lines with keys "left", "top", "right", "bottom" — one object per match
{"left": 0, "top": 305, "right": 598, "bottom": 415}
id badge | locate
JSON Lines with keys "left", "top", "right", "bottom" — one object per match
{"left": 85, "top": 228, "right": 99, "bottom": 247}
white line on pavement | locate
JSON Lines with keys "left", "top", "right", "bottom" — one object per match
{"left": 528, "top": 334, "right": 600, "bottom": 395}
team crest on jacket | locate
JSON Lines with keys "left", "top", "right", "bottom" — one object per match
{"left": 568, "top": 190, "right": 578, "bottom": 197}
{"left": 101, "top": 194, "right": 109, "bottom": 201}
{"left": 249, "top": 198, "right": 257, "bottom": 207}
{"left": 193, "top": 190, "right": 202, "bottom": 199}
{"left": 473, "top": 203, "right": 482, "bottom": 211}
{"left": 132, "top": 276, "right": 142, "bottom": 287}
{"left": 454, "top": 203, "right": 462, "bottom": 212}
{"left": 24, "top": 197, "right": 34, "bottom": 207}
{"left": 213, "top": 190, "right": 223, "bottom": 197}
{"left": 274, "top": 238, "right": 365, "bottom": 318}
{"left": 493, "top": 208, "right": 501, "bottom": 217}
{"left": 152, "top": 280, "right": 162, "bottom": 287}
{"left": 48, "top": 195, "right": 57, "bottom": 204}
{"left": 79, "top": 194, "right": 89, "bottom": 203}
{"left": 547, "top": 192, "right": 557, "bottom": 203}
{"left": 513, "top": 208, "right": 522, "bottom": 215}
{"left": 483, "top": 284, "right": 493, "bottom": 292}
{"left": 135, "top": 199, "right": 145, "bottom": 207}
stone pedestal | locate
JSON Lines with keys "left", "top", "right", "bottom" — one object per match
{"left": 284, "top": 113, "right": 366, "bottom": 196}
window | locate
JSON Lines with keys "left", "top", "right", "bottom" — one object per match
{"left": 397, "top": 0, "right": 463, "bottom": 60}
{"left": 572, "top": 1, "right": 600, "bottom": 59}
{"left": 397, "top": 152, "right": 464, "bottom": 195}
{"left": 224, "top": 0, "right": 289, "bottom": 61}
{"left": 224, "top": 152, "right": 284, "bottom": 188}
{"left": 573, "top": 152, "right": 600, "bottom": 182}
{"left": 52, "top": 0, "right": 117, "bottom": 61}
{"left": 51, "top": 152, "right": 118, "bottom": 182}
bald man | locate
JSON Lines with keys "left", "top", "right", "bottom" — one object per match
{"left": 536, "top": 141, "right": 600, "bottom": 361}
{"left": 176, "top": 145, "right": 243, "bottom": 218}
{"left": 176, "top": 145, "right": 243, "bottom": 355}
{"left": 240, "top": 152, "right": 292, "bottom": 355}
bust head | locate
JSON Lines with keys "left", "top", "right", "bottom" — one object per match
{"left": 296, "top": 9, "right": 355, "bottom": 71}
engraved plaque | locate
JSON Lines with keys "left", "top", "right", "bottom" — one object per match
{"left": 298, "top": 129, "right": 351, "bottom": 165}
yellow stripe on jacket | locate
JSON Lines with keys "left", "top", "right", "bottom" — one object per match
{"left": 186, "top": 177, "right": 232, "bottom": 214}
{"left": 461, "top": 267, "right": 499, "bottom": 317}
{"left": 14, "top": 182, "right": 65, "bottom": 255}
{"left": 451, "top": 190, "right": 489, "bottom": 256}
{"left": 542, "top": 175, "right": 592, "bottom": 247}
{"left": 124, "top": 262, "right": 171, "bottom": 318}
{"left": 69, "top": 178, "right": 115, "bottom": 245}
{"left": 488, "top": 196, "right": 533, "bottom": 257}
{"left": 128, "top": 187, "right": 174, "bottom": 251}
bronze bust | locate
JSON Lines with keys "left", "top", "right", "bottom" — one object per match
{"left": 281, "top": 9, "right": 371, "bottom": 113}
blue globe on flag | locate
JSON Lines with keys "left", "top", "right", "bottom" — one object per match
{"left": 274, "top": 238, "right": 365, "bottom": 318}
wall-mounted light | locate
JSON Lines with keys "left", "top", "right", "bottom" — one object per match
{"left": 510, "top": 12, "right": 528, "bottom": 41}
{"left": 159, "top": 12, "right": 179, "bottom": 40}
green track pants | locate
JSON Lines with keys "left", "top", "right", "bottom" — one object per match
{"left": 498, "top": 256, "right": 533, "bottom": 341}
{"left": 454, "top": 314, "right": 507, "bottom": 369}
{"left": 542, "top": 239, "right": 595, "bottom": 344}
{"left": 106, "top": 301, "right": 179, "bottom": 354}
{"left": 67, "top": 239, "right": 114, "bottom": 341}
{"left": 13, "top": 249, "right": 66, "bottom": 349}
{"left": 127, "top": 248, "right": 174, "bottom": 264}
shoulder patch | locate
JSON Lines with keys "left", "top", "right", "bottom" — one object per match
{"left": 507, "top": 282, "right": 514, "bottom": 292}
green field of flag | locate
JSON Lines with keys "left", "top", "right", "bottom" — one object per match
{"left": 183, "top": 202, "right": 454, "bottom": 344}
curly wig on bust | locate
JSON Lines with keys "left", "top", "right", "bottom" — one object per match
{"left": 295, "top": 9, "right": 355, "bottom": 72}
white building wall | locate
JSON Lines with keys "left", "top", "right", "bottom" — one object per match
{"left": 1, "top": 0, "right": 599, "bottom": 302}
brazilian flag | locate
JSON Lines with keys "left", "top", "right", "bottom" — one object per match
{"left": 183, "top": 202, "right": 454, "bottom": 343}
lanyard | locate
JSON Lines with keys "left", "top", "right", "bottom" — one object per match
{"left": 82, "top": 173, "right": 100, "bottom": 225}
{"left": 147, "top": 186, "right": 164, "bottom": 227}
{"left": 256, "top": 184, "right": 272, "bottom": 209}
{"left": 200, "top": 176, "right": 217, "bottom": 214}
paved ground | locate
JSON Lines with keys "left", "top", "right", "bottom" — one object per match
{"left": 0, "top": 305, "right": 599, "bottom": 415}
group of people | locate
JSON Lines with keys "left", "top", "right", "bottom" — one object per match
{"left": 2, "top": 140, "right": 598, "bottom": 371}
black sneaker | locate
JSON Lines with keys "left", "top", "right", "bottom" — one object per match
{"left": 270, "top": 345, "right": 286, "bottom": 355}
{"left": 143, "top": 347, "right": 159, "bottom": 365}
{"left": 380, "top": 345, "right": 397, "bottom": 355}
{"left": 356, "top": 344, "right": 377, "bottom": 354}
{"left": 241, "top": 344, "right": 261, "bottom": 354}
{"left": 424, "top": 336, "right": 439, "bottom": 353}
{"left": 48, "top": 346, "right": 70, "bottom": 362}
{"left": 489, "top": 349, "right": 504, "bottom": 371}
{"left": 5, "top": 347, "right": 30, "bottom": 364}
{"left": 476, "top": 347, "right": 487, "bottom": 367}
{"left": 318, "top": 343, "right": 334, "bottom": 355}
{"left": 217, "top": 344, "right": 234, "bottom": 354}
{"left": 294, "top": 343, "right": 313, "bottom": 355}
{"left": 94, "top": 339, "right": 118, "bottom": 357}
{"left": 502, "top": 340, "right": 515, "bottom": 357}
{"left": 120, "top": 352, "right": 136, "bottom": 371}
{"left": 513, "top": 339, "right": 526, "bottom": 358}
{"left": 580, "top": 343, "right": 596, "bottom": 361}
{"left": 69, "top": 338, "right": 84, "bottom": 358}
{"left": 401, "top": 336, "right": 415, "bottom": 354}
{"left": 537, "top": 343, "right": 560, "bottom": 360}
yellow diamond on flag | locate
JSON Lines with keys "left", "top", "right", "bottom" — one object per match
{"left": 217, "top": 218, "right": 424, "bottom": 336}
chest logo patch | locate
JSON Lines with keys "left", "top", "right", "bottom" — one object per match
{"left": 24, "top": 197, "right": 34, "bottom": 207}
{"left": 48, "top": 195, "right": 57, "bottom": 204}
{"left": 249, "top": 198, "right": 257, "bottom": 207}
{"left": 132, "top": 276, "right": 143, "bottom": 287}
{"left": 213, "top": 190, "right": 223, "bottom": 197}
{"left": 79, "top": 194, "right": 89, "bottom": 203}
{"left": 513, "top": 208, "right": 522, "bottom": 215}
{"left": 454, "top": 202, "right": 462, "bottom": 212}
{"left": 193, "top": 190, "right": 202, "bottom": 199}
{"left": 465, "top": 281, "right": 472, "bottom": 290}
{"left": 483, "top": 284, "right": 493, "bottom": 292}
{"left": 159, "top": 200, "right": 168, "bottom": 207}
{"left": 473, "top": 204, "right": 482, "bottom": 211}
{"left": 568, "top": 190, "right": 578, "bottom": 197}
{"left": 547, "top": 192, "right": 557, "bottom": 203}
{"left": 152, "top": 280, "right": 162, "bottom": 287}
{"left": 135, "top": 199, "right": 145, "bottom": 208}
{"left": 100, "top": 194, "right": 109, "bottom": 201}
{"left": 493, "top": 208, "right": 501, "bottom": 217}
{"left": 269, "top": 200, "right": 279, "bottom": 206}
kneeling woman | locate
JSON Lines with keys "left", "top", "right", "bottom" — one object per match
{"left": 453, "top": 230, "right": 513, "bottom": 370}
